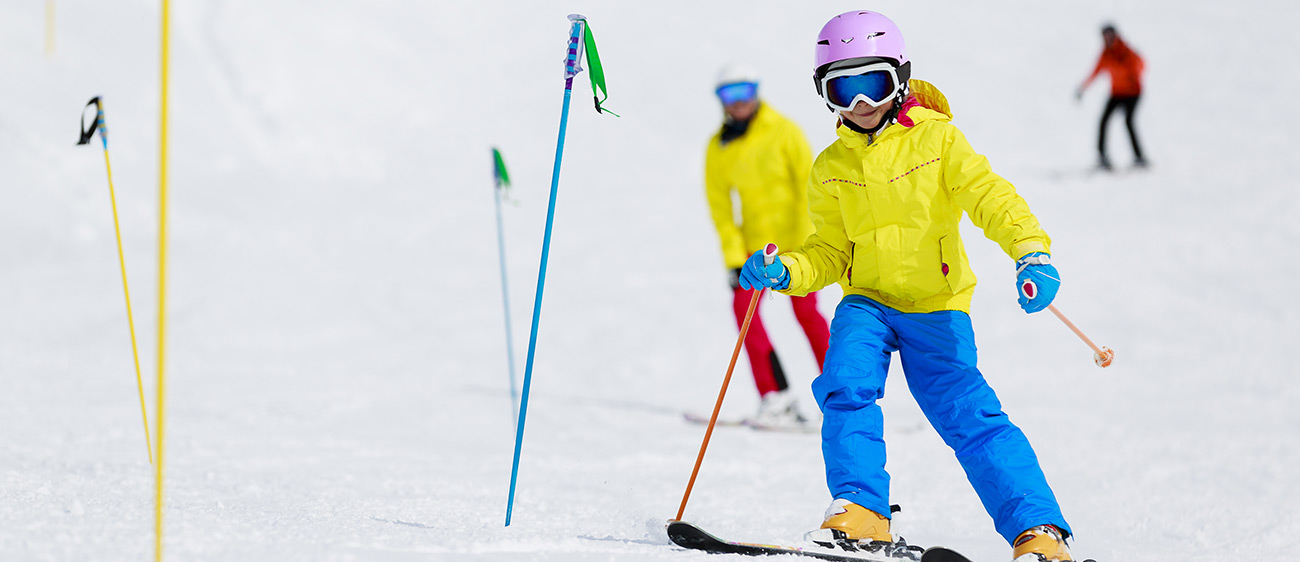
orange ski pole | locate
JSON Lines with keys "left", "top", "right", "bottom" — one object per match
{"left": 1021, "top": 279, "right": 1114, "bottom": 368}
{"left": 1047, "top": 304, "right": 1114, "bottom": 367}
{"left": 674, "top": 244, "right": 778, "bottom": 522}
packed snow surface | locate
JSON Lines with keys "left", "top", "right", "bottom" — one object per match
{"left": 2, "top": 1, "right": 1297, "bottom": 561}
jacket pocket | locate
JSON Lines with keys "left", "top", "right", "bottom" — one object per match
{"left": 939, "top": 235, "right": 977, "bottom": 294}
{"left": 847, "top": 241, "right": 880, "bottom": 291}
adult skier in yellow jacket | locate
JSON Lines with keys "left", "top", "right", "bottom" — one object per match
{"left": 705, "top": 65, "right": 830, "bottom": 428}
{"left": 738, "top": 11, "right": 1079, "bottom": 562}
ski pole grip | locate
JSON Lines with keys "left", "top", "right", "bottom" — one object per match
{"left": 563, "top": 15, "right": 586, "bottom": 80}
{"left": 77, "top": 96, "right": 103, "bottom": 146}
{"left": 1020, "top": 279, "right": 1037, "bottom": 300}
{"left": 763, "top": 243, "right": 778, "bottom": 267}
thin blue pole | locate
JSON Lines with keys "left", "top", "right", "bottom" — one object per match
{"left": 505, "top": 16, "right": 585, "bottom": 527}
{"left": 493, "top": 160, "right": 519, "bottom": 427}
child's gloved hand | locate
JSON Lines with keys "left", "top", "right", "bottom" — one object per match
{"left": 1016, "top": 252, "right": 1059, "bottom": 313}
{"left": 739, "top": 250, "right": 789, "bottom": 291}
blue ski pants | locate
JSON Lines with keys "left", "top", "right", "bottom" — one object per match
{"left": 812, "top": 295, "right": 1071, "bottom": 544}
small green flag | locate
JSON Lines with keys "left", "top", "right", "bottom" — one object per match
{"left": 579, "top": 20, "right": 618, "bottom": 117}
{"left": 492, "top": 147, "right": 511, "bottom": 189}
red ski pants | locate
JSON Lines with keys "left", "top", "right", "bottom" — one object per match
{"left": 731, "top": 288, "right": 830, "bottom": 396}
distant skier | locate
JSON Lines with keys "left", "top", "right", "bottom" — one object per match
{"left": 738, "top": 10, "right": 1081, "bottom": 562}
{"left": 704, "top": 64, "right": 831, "bottom": 429}
{"left": 1076, "top": 23, "right": 1146, "bottom": 170}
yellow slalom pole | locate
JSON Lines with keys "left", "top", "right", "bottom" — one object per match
{"left": 156, "top": 0, "right": 170, "bottom": 559}
{"left": 99, "top": 103, "right": 154, "bottom": 466}
{"left": 78, "top": 97, "right": 155, "bottom": 464}
{"left": 45, "top": 0, "right": 55, "bottom": 56}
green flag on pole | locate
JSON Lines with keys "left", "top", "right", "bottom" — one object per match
{"left": 492, "top": 147, "right": 511, "bottom": 188}
{"left": 579, "top": 20, "right": 618, "bottom": 117}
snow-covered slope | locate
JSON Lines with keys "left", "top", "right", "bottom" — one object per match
{"left": 2, "top": 1, "right": 1297, "bottom": 561}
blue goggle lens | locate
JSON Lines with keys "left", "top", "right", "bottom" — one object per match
{"left": 717, "top": 82, "right": 758, "bottom": 105}
{"left": 825, "top": 71, "right": 895, "bottom": 108}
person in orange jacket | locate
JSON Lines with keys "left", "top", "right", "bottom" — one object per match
{"left": 704, "top": 64, "right": 830, "bottom": 429}
{"left": 1077, "top": 23, "right": 1146, "bottom": 170}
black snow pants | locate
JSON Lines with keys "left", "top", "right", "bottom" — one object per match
{"left": 1098, "top": 94, "right": 1144, "bottom": 164}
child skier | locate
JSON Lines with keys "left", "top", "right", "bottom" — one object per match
{"left": 738, "top": 10, "right": 1077, "bottom": 562}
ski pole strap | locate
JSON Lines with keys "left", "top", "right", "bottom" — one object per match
{"left": 78, "top": 96, "right": 104, "bottom": 146}
{"left": 1015, "top": 252, "right": 1051, "bottom": 274}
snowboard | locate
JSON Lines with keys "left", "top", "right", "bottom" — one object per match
{"left": 667, "top": 520, "right": 899, "bottom": 562}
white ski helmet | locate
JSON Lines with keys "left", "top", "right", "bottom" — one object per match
{"left": 716, "top": 63, "right": 760, "bottom": 88}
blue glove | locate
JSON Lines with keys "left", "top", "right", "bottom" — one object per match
{"left": 1016, "top": 252, "right": 1059, "bottom": 313}
{"left": 738, "top": 250, "right": 789, "bottom": 291}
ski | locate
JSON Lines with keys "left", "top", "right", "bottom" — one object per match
{"left": 920, "top": 545, "right": 1097, "bottom": 562}
{"left": 919, "top": 547, "right": 973, "bottom": 562}
{"left": 682, "top": 412, "right": 820, "bottom": 434}
{"left": 682, "top": 412, "right": 748, "bottom": 427}
{"left": 667, "top": 520, "right": 892, "bottom": 562}
{"left": 1044, "top": 162, "right": 1149, "bottom": 182}
{"left": 746, "top": 419, "right": 820, "bottom": 434}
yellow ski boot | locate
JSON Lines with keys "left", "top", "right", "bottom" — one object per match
{"left": 805, "top": 499, "right": 892, "bottom": 553}
{"left": 1012, "top": 525, "right": 1073, "bottom": 561}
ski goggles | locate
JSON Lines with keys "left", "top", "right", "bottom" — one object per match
{"left": 716, "top": 82, "right": 758, "bottom": 105}
{"left": 819, "top": 62, "right": 904, "bottom": 112}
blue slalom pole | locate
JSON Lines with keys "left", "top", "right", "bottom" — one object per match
{"left": 505, "top": 14, "right": 586, "bottom": 527}
{"left": 491, "top": 149, "right": 520, "bottom": 427}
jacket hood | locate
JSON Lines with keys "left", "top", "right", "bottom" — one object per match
{"left": 897, "top": 79, "right": 952, "bottom": 126}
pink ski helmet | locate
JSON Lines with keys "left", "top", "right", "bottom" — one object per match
{"left": 813, "top": 10, "right": 911, "bottom": 100}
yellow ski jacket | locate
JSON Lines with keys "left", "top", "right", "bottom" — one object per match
{"left": 778, "top": 80, "right": 1051, "bottom": 313}
{"left": 705, "top": 104, "right": 814, "bottom": 269}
